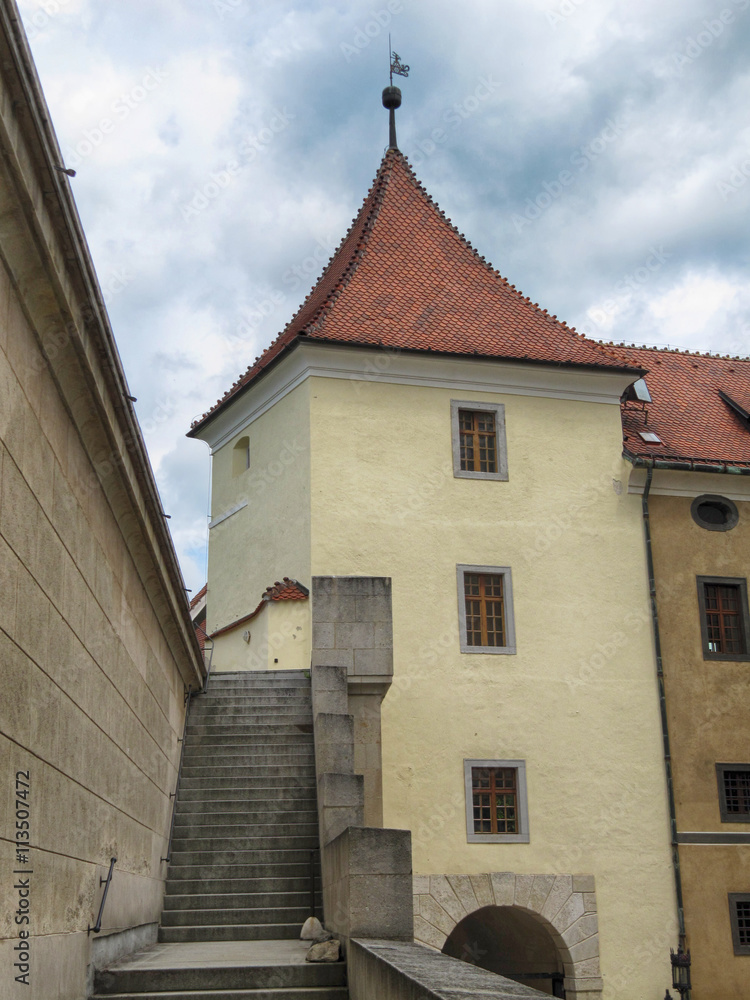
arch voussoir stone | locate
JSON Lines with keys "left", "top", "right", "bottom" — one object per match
{"left": 413, "top": 871, "right": 602, "bottom": 1000}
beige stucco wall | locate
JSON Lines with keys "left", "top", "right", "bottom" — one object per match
{"left": 210, "top": 599, "right": 309, "bottom": 672}
{"left": 648, "top": 491, "right": 750, "bottom": 995}
{"left": 306, "top": 374, "right": 677, "bottom": 998}
{"left": 206, "top": 381, "right": 311, "bottom": 672}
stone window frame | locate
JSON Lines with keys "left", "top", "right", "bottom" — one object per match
{"left": 716, "top": 763, "right": 750, "bottom": 823}
{"left": 690, "top": 494, "right": 739, "bottom": 532}
{"left": 729, "top": 893, "right": 750, "bottom": 955}
{"left": 457, "top": 564, "right": 516, "bottom": 655}
{"left": 450, "top": 400, "right": 509, "bottom": 481}
{"left": 464, "top": 758, "right": 530, "bottom": 844}
{"left": 696, "top": 576, "right": 750, "bottom": 662}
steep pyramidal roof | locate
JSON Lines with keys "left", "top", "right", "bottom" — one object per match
{"left": 191, "top": 150, "right": 641, "bottom": 432}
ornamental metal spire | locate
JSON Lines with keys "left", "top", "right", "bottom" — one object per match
{"left": 382, "top": 35, "right": 409, "bottom": 150}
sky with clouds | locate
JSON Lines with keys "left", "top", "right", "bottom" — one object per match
{"left": 17, "top": 0, "right": 750, "bottom": 593}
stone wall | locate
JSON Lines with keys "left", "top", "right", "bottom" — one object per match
{"left": 0, "top": 11, "right": 203, "bottom": 998}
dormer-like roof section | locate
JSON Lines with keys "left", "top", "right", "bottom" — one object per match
{"left": 617, "top": 346, "right": 750, "bottom": 469}
{"left": 190, "top": 150, "right": 641, "bottom": 434}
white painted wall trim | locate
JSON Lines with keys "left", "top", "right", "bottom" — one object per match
{"left": 628, "top": 466, "right": 750, "bottom": 502}
{"left": 208, "top": 500, "right": 248, "bottom": 529}
{"left": 193, "top": 341, "right": 638, "bottom": 453}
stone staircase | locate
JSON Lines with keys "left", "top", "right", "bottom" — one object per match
{"left": 91, "top": 670, "right": 347, "bottom": 1000}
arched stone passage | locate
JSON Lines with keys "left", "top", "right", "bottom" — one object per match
{"left": 412, "top": 872, "right": 602, "bottom": 1000}
{"left": 443, "top": 905, "right": 565, "bottom": 996}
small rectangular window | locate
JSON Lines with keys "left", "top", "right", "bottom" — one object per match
{"left": 717, "top": 764, "right": 750, "bottom": 822}
{"left": 729, "top": 894, "right": 750, "bottom": 955}
{"left": 451, "top": 400, "right": 508, "bottom": 481}
{"left": 697, "top": 577, "right": 750, "bottom": 661}
{"left": 464, "top": 759, "right": 529, "bottom": 843}
{"left": 457, "top": 565, "right": 516, "bottom": 655}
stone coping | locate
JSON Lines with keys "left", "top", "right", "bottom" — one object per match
{"left": 349, "top": 939, "right": 549, "bottom": 998}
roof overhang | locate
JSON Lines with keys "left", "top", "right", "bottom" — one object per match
{"left": 191, "top": 337, "right": 644, "bottom": 453}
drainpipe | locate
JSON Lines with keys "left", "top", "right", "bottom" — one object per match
{"left": 641, "top": 463, "right": 686, "bottom": 948}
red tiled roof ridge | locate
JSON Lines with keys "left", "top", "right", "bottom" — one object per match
{"left": 190, "top": 150, "right": 643, "bottom": 432}
{"left": 604, "top": 341, "right": 750, "bottom": 362}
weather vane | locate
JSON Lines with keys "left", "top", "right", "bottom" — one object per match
{"left": 383, "top": 36, "right": 409, "bottom": 150}
{"left": 389, "top": 36, "right": 410, "bottom": 85}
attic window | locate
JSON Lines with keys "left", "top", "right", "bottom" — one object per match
{"left": 639, "top": 431, "right": 662, "bottom": 444}
{"left": 625, "top": 378, "right": 652, "bottom": 403}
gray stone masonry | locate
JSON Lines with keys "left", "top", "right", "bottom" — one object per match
{"left": 347, "top": 939, "right": 548, "bottom": 999}
{"left": 312, "top": 577, "right": 393, "bottom": 827}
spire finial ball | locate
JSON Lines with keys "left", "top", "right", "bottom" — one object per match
{"left": 382, "top": 86, "right": 402, "bottom": 110}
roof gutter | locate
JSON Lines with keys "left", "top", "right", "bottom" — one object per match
{"left": 626, "top": 453, "right": 750, "bottom": 475}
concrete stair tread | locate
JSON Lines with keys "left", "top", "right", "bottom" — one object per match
{"left": 164, "top": 892, "right": 320, "bottom": 908}
{"left": 158, "top": 924, "right": 305, "bottom": 942}
{"left": 92, "top": 990, "right": 346, "bottom": 1000}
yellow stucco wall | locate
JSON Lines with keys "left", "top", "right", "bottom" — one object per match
{"left": 210, "top": 599, "right": 309, "bottom": 672}
{"left": 307, "top": 374, "right": 677, "bottom": 998}
{"left": 649, "top": 492, "right": 750, "bottom": 993}
{"left": 206, "top": 381, "right": 311, "bottom": 671}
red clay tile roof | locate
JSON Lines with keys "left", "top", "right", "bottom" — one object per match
{"left": 190, "top": 150, "right": 641, "bottom": 433}
{"left": 189, "top": 583, "right": 207, "bottom": 611}
{"left": 615, "top": 346, "right": 750, "bottom": 468}
{"left": 209, "top": 578, "right": 309, "bottom": 640}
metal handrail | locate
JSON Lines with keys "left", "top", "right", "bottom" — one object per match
{"left": 88, "top": 857, "right": 116, "bottom": 934}
{"left": 161, "top": 688, "right": 194, "bottom": 864}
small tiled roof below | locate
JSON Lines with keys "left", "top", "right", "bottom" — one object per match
{"left": 189, "top": 583, "right": 207, "bottom": 611}
{"left": 209, "top": 578, "right": 309, "bottom": 640}
{"left": 615, "top": 346, "right": 750, "bottom": 469}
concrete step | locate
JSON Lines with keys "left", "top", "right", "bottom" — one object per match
{"left": 184, "top": 734, "right": 314, "bottom": 746}
{"left": 170, "top": 836, "right": 319, "bottom": 853}
{"left": 169, "top": 848, "right": 317, "bottom": 866}
{"left": 161, "top": 905, "right": 311, "bottom": 927}
{"left": 195, "top": 687, "right": 312, "bottom": 712}
{"left": 157, "top": 923, "right": 302, "bottom": 942}
{"left": 186, "top": 725, "right": 314, "bottom": 738}
{"left": 93, "top": 989, "right": 347, "bottom": 1000}
{"left": 194, "top": 695, "right": 312, "bottom": 712}
{"left": 166, "top": 876, "right": 317, "bottom": 895}
{"left": 166, "top": 863, "right": 317, "bottom": 882}
{"left": 179, "top": 766, "right": 316, "bottom": 782}
{"left": 181, "top": 750, "right": 315, "bottom": 765}
{"left": 176, "top": 783, "right": 316, "bottom": 800}
{"left": 94, "top": 960, "right": 345, "bottom": 994}
{"left": 163, "top": 890, "right": 320, "bottom": 910}
{"left": 175, "top": 789, "right": 317, "bottom": 823}
{"left": 172, "top": 821, "right": 318, "bottom": 838}
{"left": 188, "top": 716, "right": 314, "bottom": 728}
{"left": 174, "top": 811, "right": 318, "bottom": 829}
